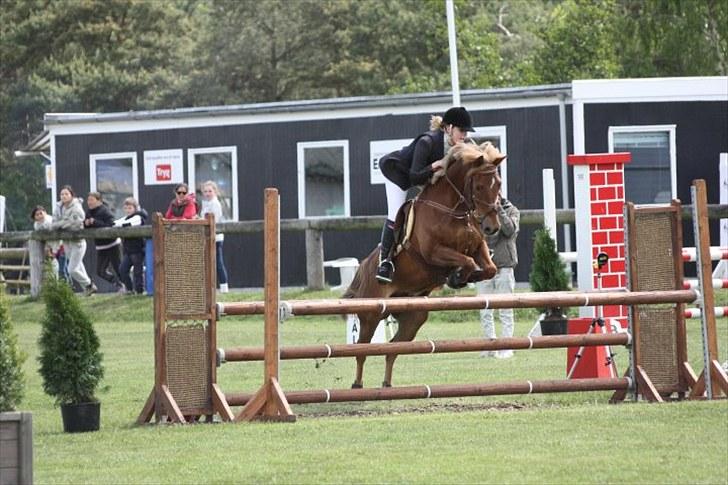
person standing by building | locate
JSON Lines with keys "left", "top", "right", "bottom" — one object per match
{"left": 30, "top": 205, "right": 62, "bottom": 276}
{"left": 376, "top": 106, "right": 474, "bottom": 283}
{"left": 51, "top": 185, "right": 96, "bottom": 295}
{"left": 476, "top": 196, "right": 520, "bottom": 359}
{"left": 114, "top": 197, "right": 148, "bottom": 295}
{"left": 84, "top": 192, "right": 123, "bottom": 292}
{"left": 165, "top": 183, "right": 199, "bottom": 220}
{"left": 200, "top": 181, "right": 229, "bottom": 293}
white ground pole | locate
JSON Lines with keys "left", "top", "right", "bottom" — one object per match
{"left": 446, "top": 0, "right": 460, "bottom": 107}
{"left": 542, "top": 169, "right": 557, "bottom": 243}
{"left": 714, "top": 154, "right": 727, "bottom": 279}
{"left": 0, "top": 195, "right": 5, "bottom": 232}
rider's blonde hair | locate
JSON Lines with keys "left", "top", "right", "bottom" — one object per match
{"left": 430, "top": 115, "right": 444, "bottom": 131}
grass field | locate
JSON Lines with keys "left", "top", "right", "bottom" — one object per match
{"left": 7, "top": 288, "right": 728, "bottom": 484}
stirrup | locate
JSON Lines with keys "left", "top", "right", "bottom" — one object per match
{"left": 376, "top": 259, "right": 394, "bottom": 284}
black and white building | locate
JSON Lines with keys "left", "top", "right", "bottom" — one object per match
{"left": 24, "top": 76, "right": 728, "bottom": 287}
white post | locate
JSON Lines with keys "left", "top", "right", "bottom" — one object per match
{"left": 714, "top": 154, "right": 727, "bottom": 278}
{"left": 542, "top": 169, "right": 557, "bottom": 245}
{"left": 446, "top": 0, "right": 460, "bottom": 106}
{"left": 0, "top": 195, "right": 5, "bottom": 232}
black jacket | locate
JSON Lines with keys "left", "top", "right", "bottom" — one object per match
{"left": 85, "top": 203, "right": 117, "bottom": 247}
{"left": 118, "top": 209, "right": 149, "bottom": 255}
{"left": 380, "top": 130, "right": 445, "bottom": 190}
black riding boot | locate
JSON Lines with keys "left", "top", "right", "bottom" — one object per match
{"left": 376, "top": 220, "right": 396, "bottom": 283}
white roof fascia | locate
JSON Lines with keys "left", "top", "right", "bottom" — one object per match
{"left": 572, "top": 76, "right": 728, "bottom": 103}
{"left": 44, "top": 92, "right": 567, "bottom": 137}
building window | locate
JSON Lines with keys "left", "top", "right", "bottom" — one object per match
{"left": 609, "top": 125, "right": 676, "bottom": 204}
{"left": 472, "top": 126, "right": 508, "bottom": 198}
{"left": 89, "top": 152, "right": 138, "bottom": 219}
{"left": 297, "top": 140, "right": 350, "bottom": 218}
{"left": 187, "top": 146, "right": 238, "bottom": 221}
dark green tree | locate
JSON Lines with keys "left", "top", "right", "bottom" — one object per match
{"left": 529, "top": 227, "right": 571, "bottom": 313}
{"left": 38, "top": 276, "right": 104, "bottom": 405}
{"left": 0, "top": 285, "right": 26, "bottom": 411}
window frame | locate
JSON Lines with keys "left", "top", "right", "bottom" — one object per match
{"left": 472, "top": 125, "right": 508, "bottom": 198}
{"left": 296, "top": 140, "right": 351, "bottom": 219}
{"left": 89, "top": 151, "right": 139, "bottom": 204}
{"left": 187, "top": 146, "right": 239, "bottom": 221}
{"left": 608, "top": 124, "right": 677, "bottom": 201}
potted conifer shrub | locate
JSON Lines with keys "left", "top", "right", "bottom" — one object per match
{"left": 529, "top": 227, "right": 571, "bottom": 335}
{"left": 38, "top": 275, "right": 104, "bottom": 433}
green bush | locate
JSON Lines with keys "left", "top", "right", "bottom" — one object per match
{"left": 529, "top": 227, "right": 571, "bottom": 313}
{"left": 0, "top": 285, "right": 26, "bottom": 411}
{"left": 38, "top": 276, "right": 104, "bottom": 405}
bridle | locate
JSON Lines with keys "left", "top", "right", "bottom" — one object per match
{"left": 416, "top": 162, "right": 499, "bottom": 223}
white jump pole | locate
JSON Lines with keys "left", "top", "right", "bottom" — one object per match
{"left": 446, "top": 0, "right": 460, "bottom": 107}
{"left": 714, "top": 154, "right": 727, "bottom": 278}
{"left": 542, "top": 169, "right": 557, "bottom": 243}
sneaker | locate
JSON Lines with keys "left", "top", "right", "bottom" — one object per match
{"left": 479, "top": 351, "right": 497, "bottom": 358}
{"left": 496, "top": 349, "right": 514, "bottom": 359}
{"left": 84, "top": 283, "right": 98, "bottom": 296}
{"left": 117, "top": 285, "right": 127, "bottom": 294}
{"left": 375, "top": 260, "right": 394, "bottom": 284}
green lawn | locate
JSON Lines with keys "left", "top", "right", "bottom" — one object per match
{"left": 7, "top": 288, "right": 728, "bottom": 484}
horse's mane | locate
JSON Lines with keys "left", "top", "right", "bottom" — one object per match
{"left": 431, "top": 141, "right": 503, "bottom": 185}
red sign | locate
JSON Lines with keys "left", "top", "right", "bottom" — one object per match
{"left": 156, "top": 164, "right": 172, "bottom": 181}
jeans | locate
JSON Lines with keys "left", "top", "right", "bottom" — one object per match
{"left": 216, "top": 241, "right": 228, "bottom": 286}
{"left": 476, "top": 267, "right": 515, "bottom": 339}
{"left": 119, "top": 252, "right": 145, "bottom": 293}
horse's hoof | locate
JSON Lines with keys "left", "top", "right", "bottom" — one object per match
{"left": 446, "top": 270, "right": 467, "bottom": 289}
{"left": 351, "top": 382, "right": 363, "bottom": 389}
{"left": 467, "top": 269, "right": 484, "bottom": 283}
{"left": 381, "top": 381, "right": 392, "bottom": 388}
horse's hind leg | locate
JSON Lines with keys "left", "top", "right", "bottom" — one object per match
{"left": 352, "top": 313, "right": 381, "bottom": 389}
{"left": 383, "top": 310, "right": 429, "bottom": 387}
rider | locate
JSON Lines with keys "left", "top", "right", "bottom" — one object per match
{"left": 376, "top": 106, "right": 474, "bottom": 283}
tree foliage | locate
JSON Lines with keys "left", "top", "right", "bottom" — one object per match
{"left": 1, "top": 0, "right": 725, "bottom": 229}
{"left": 529, "top": 227, "right": 571, "bottom": 313}
{"left": 0, "top": 285, "right": 26, "bottom": 411}
{"left": 38, "top": 275, "right": 104, "bottom": 405}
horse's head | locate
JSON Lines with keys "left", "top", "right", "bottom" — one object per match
{"left": 447, "top": 142, "right": 506, "bottom": 235}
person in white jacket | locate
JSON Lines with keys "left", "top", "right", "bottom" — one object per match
{"left": 30, "top": 205, "right": 61, "bottom": 275}
{"left": 200, "top": 181, "right": 229, "bottom": 293}
{"left": 51, "top": 185, "right": 96, "bottom": 295}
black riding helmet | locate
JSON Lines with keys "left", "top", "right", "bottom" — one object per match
{"left": 442, "top": 106, "right": 474, "bottom": 132}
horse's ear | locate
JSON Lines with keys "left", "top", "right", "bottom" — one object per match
{"left": 476, "top": 155, "right": 485, "bottom": 165}
{"left": 493, "top": 155, "right": 507, "bottom": 165}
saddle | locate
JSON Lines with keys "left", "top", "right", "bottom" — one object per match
{"left": 392, "top": 199, "right": 416, "bottom": 258}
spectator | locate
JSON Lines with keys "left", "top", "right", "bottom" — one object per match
{"left": 51, "top": 185, "right": 96, "bottom": 295}
{"left": 476, "top": 196, "right": 520, "bottom": 359}
{"left": 114, "top": 197, "right": 148, "bottom": 295}
{"left": 165, "top": 183, "right": 199, "bottom": 220}
{"left": 200, "top": 181, "right": 229, "bottom": 293}
{"left": 30, "top": 205, "right": 62, "bottom": 276}
{"left": 84, "top": 192, "right": 123, "bottom": 292}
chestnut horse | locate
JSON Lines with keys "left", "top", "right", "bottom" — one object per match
{"left": 343, "top": 142, "right": 506, "bottom": 388}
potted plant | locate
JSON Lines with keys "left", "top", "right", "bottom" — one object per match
{"left": 38, "top": 275, "right": 104, "bottom": 432}
{"left": 529, "top": 227, "right": 571, "bottom": 335}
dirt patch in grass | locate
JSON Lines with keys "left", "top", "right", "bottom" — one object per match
{"left": 299, "top": 401, "right": 529, "bottom": 418}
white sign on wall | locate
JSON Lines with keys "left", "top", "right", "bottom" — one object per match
{"left": 144, "top": 149, "right": 183, "bottom": 185}
{"left": 369, "top": 139, "right": 410, "bottom": 185}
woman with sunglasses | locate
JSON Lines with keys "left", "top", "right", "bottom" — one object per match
{"left": 165, "top": 183, "right": 199, "bottom": 220}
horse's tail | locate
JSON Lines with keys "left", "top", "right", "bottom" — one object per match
{"left": 343, "top": 248, "right": 378, "bottom": 299}
{"left": 342, "top": 263, "right": 364, "bottom": 299}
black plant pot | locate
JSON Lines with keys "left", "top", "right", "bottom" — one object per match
{"left": 540, "top": 308, "right": 568, "bottom": 336}
{"left": 61, "top": 402, "right": 100, "bottom": 433}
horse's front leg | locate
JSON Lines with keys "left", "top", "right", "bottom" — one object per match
{"left": 423, "top": 245, "right": 478, "bottom": 285}
{"left": 470, "top": 240, "right": 497, "bottom": 282}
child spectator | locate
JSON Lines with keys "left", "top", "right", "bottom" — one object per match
{"left": 84, "top": 192, "right": 123, "bottom": 292}
{"left": 114, "top": 197, "right": 148, "bottom": 294}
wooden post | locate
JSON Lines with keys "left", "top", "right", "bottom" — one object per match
{"left": 691, "top": 180, "right": 728, "bottom": 399}
{"left": 0, "top": 412, "right": 33, "bottom": 485}
{"left": 28, "top": 240, "right": 44, "bottom": 298}
{"left": 305, "top": 228, "right": 324, "bottom": 290}
{"left": 236, "top": 188, "right": 295, "bottom": 422}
